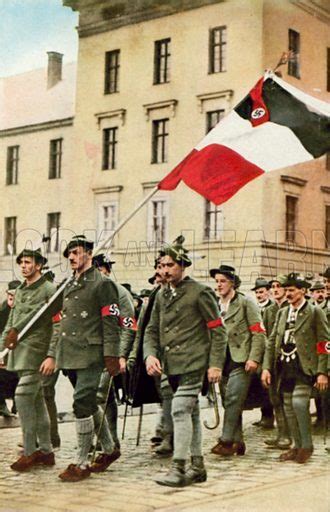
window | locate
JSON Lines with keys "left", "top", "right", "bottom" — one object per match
{"left": 326, "top": 205, "right": 330, "bottom": 249}
{"left": 102, "top": 127, "right": 118, "bottom": 170}
{"left": 47, "top": 212, "right": 61, "bottom": 252}
{"left": 152, "top": 119, "right": 169, "bottom": 163}
{"left": 154, "top": 38, "right": 171, "bottom": 84}
{"left": 209, "top": 26, "right": 227, "bottom": 74}
{"left": 104, "top": 50, "right": 120, "bottom": 94}
{"left": 4, "top": 217, "right": 17, "bottom": 255}
{"left": 288, "top": 29, "right": 300, "bottom": 79}
{"left": 49, "top": 139, "right": 62, "bottom": 179}
{"left": 97, "top": 202, "right": 118, "bottom": 246}
{"left": 6, "top": 145, "right": 19, "bottom": 185}
{"left": 148, "top": 199, "right": 168, "bottom": 244}
{"left": 206, "top": 109, "right": 225, "bottom": 133}
{"left": 204, "top": 200, "right": 223, "bottom": 240}
{"left": 285, "top": 196, "right": 298, "bottom": 242}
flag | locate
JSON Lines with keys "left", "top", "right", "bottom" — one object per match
{"left": 158, "top": 72, "right": 330, "bottom": 205}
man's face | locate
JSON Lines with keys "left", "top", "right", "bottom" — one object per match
{"left": 312, "top": 288, "right": 326, "bottom": 304}
{"left": 155, "top": 262, "right": 167, "bottom": 285}
{"left": 19, "top": 257, "right": 41, "bottom": 280}
{"left": 255, "top": 287, "right": 269, "bottom": 303}
{"left": 97, "top": 265, "right": 110, "bottom": 276}
{"left": 285, "top": 286, "right": 305, "bottom": 307}
{"left": 161, "top": 255, "right": 184, "bottom": 286}
{"left": 270, "top": 281, "right": 286, "bottom": 301}
{"left": 6, "top": 293, "right": 15, "bottom": 308}
{"left": 214, "top": 273, "right": 234, "bottom": 298}
{"left": 68, "top": 246, "right": 91, "bottom": 272}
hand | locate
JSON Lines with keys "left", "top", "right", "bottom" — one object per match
{"left": 145, "top": 355, "right": 162, "bottom": 376}
{"left": 119, "top": 357, "right": 127, "bottom": 374}
{"left": 314, "top": 374, "right": 328, "bottom": 392}
{"left": 261, "top": 369, "right": 272, "bottom": 388}
{"left": 39, "top": 357, "right": 55, "bottom": 376}
{"left": 4, "top": 328, "right": 18, "bottom": 350}
{"left": 245, "top": 360, "right": 258, "bottom": 373}
{"left": 208, "top": 367, "right": 221, "bottom": 383}
{"left": 104, "top": 356, "right": 120, "bottom": 376}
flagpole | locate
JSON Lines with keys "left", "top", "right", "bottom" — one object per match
{"left": 0, "top": 185, "right": 160, "bottom": 361}
{"left": 93, "top": 186, "right": 159, "bottom": 255}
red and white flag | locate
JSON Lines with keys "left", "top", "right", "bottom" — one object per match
{"left": 158, "top": 72, "right": 330, "bottom": 205}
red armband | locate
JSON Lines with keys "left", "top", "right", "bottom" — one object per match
{"left": 207, "top": 318, "right": 223, "bottom": 329}
{"left": 52, "top": 312, "right": 62, "bottom": 323}
{"left": 316, "top": 341, "right": 330, "bottom": 355}
{"left": 119, "top": 316, "right": 137, "bottom": 331}
{"left": 101, "top": 304, "right": 120, "bottom": 317}
{"left": 249, "top": 322, "right": 266, "bottom": 334}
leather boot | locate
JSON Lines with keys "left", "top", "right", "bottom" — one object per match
{"left": 296, "top": 447, "right": 313, "bottom": 464}
{"left": 185, "top": 456, "right": 207, "bottom": 484}
{"left": 155, "top": 459, "right": 186, "bottom": 487}
{"left": 154, "top": 434, "right": 173, "bottom": 456}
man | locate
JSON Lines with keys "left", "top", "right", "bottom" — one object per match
{"left": 0, "top": 280, "right": 20, "bottom": 417}
{"left": 210, "top": 265, "right": 266, "bottom": 457}
{"left": 310, "top": 281, "right": 327, "bottom": 307}
{"left": 262, "top": 273, "right": 328, "bottom": 463}
{"left": 251, "top": 277, "right": 274, "bottom": 429}
{"left": 93, "top": 253, "right": 136, "bottom": 449}
{"left": 0, "top": 249, "right": 57, "bottom": 472}
{"left": 55, "top": 236, "right": 122, "bottom": 482}
{"left": 262, "top": 275, "right": 291, "bottom": 449}
{"left": 144, "top": 238, "right": 227, "bottom": 487}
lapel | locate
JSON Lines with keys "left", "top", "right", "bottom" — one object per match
{"left": 294, "top": 301, "right": 310, "bottom": 332}
{"left": 163, "top": 278, "right": 188, "bottom": 309}
{"left": 64, "top": 268, "right": 95, "bottom": 297}
{"left": 224, "top": 293, "right": 242, "bottom": 322}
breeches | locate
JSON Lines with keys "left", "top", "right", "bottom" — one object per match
{"left": 67, "top": 365, "right": 104, "bottom": 418}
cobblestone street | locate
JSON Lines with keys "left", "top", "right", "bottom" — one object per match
{"left": 0, "top": 400, "right": 328, "bottom": 512}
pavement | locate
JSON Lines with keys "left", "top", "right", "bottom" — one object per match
{"left": 0, "top": 377, "right": 329, "bottom": 512}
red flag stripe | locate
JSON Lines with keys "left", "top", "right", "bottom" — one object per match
{"left": 158, "top": 145, "right": 264, "bottom": 206}
{"left": 249, "top": 77, "right": 270, "bottom": 127}
{"left": 207, "top": 318, "right": 223, "bottom": 329}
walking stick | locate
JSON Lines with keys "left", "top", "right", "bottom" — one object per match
{"left": 91, "top": 375, "right": 114, "bottom": 464}
{"left": 203, "top": 383, "right": 220, "bottom": 430}
{"left": 136, "top": 404, "right": 143, "bottom": 446}
{"left": 122, "top": 402, "right": 129, "bottom": 440}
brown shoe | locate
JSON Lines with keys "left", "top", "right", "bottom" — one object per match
{"left": 296, "top": 448, "right": 313, "bottom": 464}
{"left": 33, "top": 450, "right": 55, "bottom": 466}
{"left": 90, "top": 449, "right": 121, "bottom": 473}
{"left": 59, "top": 464, "right": 91, "bottom": 482}
{"left": 211, "top": 440, "right": 236, "bottom": 456}
{"left": 10, "top": 453, "right": 38, "bottom": 472}
{"left": 279, "top": 448, "right": 298, "bottom": 462}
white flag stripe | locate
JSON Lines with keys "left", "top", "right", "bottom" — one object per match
{"left": 195, "top": 111, "right": 313, "bottom": 171}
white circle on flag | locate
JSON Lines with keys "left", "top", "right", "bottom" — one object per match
{"left": 251, "top": 108, "right": 266, "bottom": 119}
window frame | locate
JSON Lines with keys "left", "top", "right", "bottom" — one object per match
{"left": 285, "top": 195, "right": 298, "bottom": 243}
{"left": 151, "top": 118, "right": 169, "bottom": 164}
{"left": 288, "top": 29, "right": 300, "bottom": 79}
{"left": 6, "top": 145, "right": 19, "bottom": 185}
{"left": 104, "top": 49, "right": 120, "bottom": 94}
{"left": 47, "top": 212, "right": 61, "bottom": 253}
{"left": 154, "top": 38, "right": 171, "bottom": 85}
{"left": 102, "top": 127, "right": 118, "bottom": 170}
{"left": 147, "top": 197, "right": 169, "bottom": 245}
{"left": 49, "top": 138, "right": 62, "bottom": 179}
{"left": 206, "top": 109, "right": 225, "bottom": 133}
{"left": 4, "top": 216, "right": 17, "bottom": 255}
{"left": 204, "top": 200, "right": 224, "bottom": 241}
{"left": 209, "top": 26, "right": 227, "bottom": 74}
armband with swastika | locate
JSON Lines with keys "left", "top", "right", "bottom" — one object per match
{"left": 101, "top": 304, "right": 120, "bottom": 317}
{"left": 316, "top": 341, "right": 330, "bottom": 355}
{"left": 207, "top": 318, "right": 223, "bottom": 329}
{"left": 249, "top": 322, "right": 266, "bottom": 334}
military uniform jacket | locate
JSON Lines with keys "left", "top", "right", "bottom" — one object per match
{"left": 143, "top": 277, "right": 228, "bottom": 376}
{"left": 114, "top": 281, "right": 136, "bottom": 359}
{"left": 263, "top": 301, "right": 328, "bottom": 376}
{"left": 0, "top": 276, "right": 57, "bottom": 372}
{"left": 223, "top": 292, "right": 266, "bottom": 364}
{"left": 55, "top": 266, "right": 121, "bottom": 370}
{"left": 263, "top": 300, "right": 289, "bottom": 337}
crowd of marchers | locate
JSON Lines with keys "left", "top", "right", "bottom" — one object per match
{"left": 0, "top": 234, "right": 329, "bottom": 486}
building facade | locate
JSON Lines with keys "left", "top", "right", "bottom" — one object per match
{"left": 0, "top": 0, "right": 329, "bottom": 292}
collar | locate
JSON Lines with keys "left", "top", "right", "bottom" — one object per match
{"left": 289, "top": 298, "right": 306, "bottom": 314}
{"left": 21, "top": 275, "right": 46, "bottom": 290}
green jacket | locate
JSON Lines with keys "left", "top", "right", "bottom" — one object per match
{"left": 0, "top": 276, "right": 57, "bottom": 371}
{"left": 113, "top": 281, "right": 136, "bottom": 359}
{"left": 55, "top": 266, "right": 121, "bottom": 370}
{"left": 263, "top": 301, "right": 328, "bottom": 376}
{"left": 143, "top": 276, "right": 228, "bottom": 376}
{"left": 223, "top": 292, "right": 266, "bottom": 364}
{"left": 263, "top": 300, "right": 289, "bottom": 337}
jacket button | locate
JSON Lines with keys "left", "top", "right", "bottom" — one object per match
{"left": 164, "top": 327, "right": 169, "bottom": 333}
{"left": 62, "top": 314, "right": 67, "bottom": 319}
{"left": 73, "top": 314, "right": 77, "bottom": 318}
{"left": 62, "top": 332, "right": 66, "bottom": 337}
{"left": 72, "top": 332, "right": 76, "bottom": 336}
{"left": 165, "top": 346, "right": 170, "bottom": 352}
{"left": 176, "top": 345, "right": 180, "bottom": 350}
{"left": 65, "top": 297, "right": 69, "bottom": 301}
{"left": 74, "top": 296, "right": 79, "bottom": 299}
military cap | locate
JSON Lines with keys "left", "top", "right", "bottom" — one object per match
{"left": 42, "top": 266, "right": 55, "bottom": 282}
{"left": 283, "top": 272, "right": 310, "bottom": 289}
{"left": 251, "top": 278, "right": 271, "bottom": 291}
{"left": 140, "top": 288, "right": 152, "bottom": 298}
{"left": 63, "top": 235, "right": 94, "bottom": 258}
{"left": 16, "top": 248, "right": 47, "bottom": 266}
{"left": 7, "top": 280, "right": 21, "bottom": 294}
{"left": 309, "top": 280, "right": 326, "bottom": 291}
{"left": 209, "top": 264, "right": 236, "bottom": 280}
{"left": 160, "top": 236, "right": 192, "bottom": 268}
{"left": 269, "top": 274, "right": 287, "bottom": 286}
{"left": 320, "top": 267, "right": 330, "bottom": 278}
{"left": 92, "top": 253, "right": 116, "bottom": 272}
